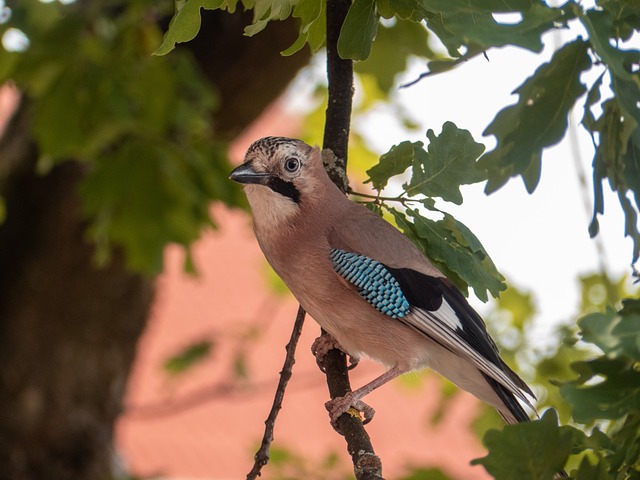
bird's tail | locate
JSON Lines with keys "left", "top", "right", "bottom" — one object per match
{"left": 484, "top": 374, "right": 531, "bottom": 425}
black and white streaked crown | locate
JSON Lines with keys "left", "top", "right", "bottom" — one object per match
{"left": 246, "top": 136, "right": 303, "bottom": 158}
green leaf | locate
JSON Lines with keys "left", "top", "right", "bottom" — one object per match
{"left": 557, "top": 304, "right": 640, "bottom": 422}
{"left": 618, "top": 189, "right": 640, "bottom": 264}
{"left": 424, "top": 1, "right": 571, "bottom": 58}
{"left": 244, "top": 0, "right": 295, "bottom": 36}
{"left": 574, "top": 457, "right": 610, "bottom": 480}
{"left": 366, "top": 140, "right": 420, "bottom": 191}
{"left": 414, "top": 47, "right": 484, "bottom": 81}
{"left": 600, "top": 0, "right": 640, "bottom": 44}
{"left": 337, "top": 0, "right": 379, "bottom": 61}
{"left": 471, "top": 409, "right": 576, "bottom": 480}
{"left": 579, "top": 8, "right": 640, "bottom": 85}
{"left": 560, "top": 357, "right": 640, "bottom": 423}
{"left": 366, "top": 124, "right": 485, "bottom": 203}
{"left": 479, "top": 39, "right": 592, "bottom": 193}
{"left": 423, "top": 0, "right": 535, "bottom": 11}
{"left": 164, "top": 339, "right": 214, "bottom": 376}
{"left": 281, "top": 0, "right": 324, "bottom": 55}
{"left": 405, "top": 122, "right": 485, "bottom": 205}
{"left": 579, "top": 8, "right": 640, "bottom": 129}
{"left": 356, "top": 19, "right": 438, "bottom": 91}
{"left": 390, "top": 207, "right": 505, "bottom": 301}
{"left": 154, "top": 0, "right": 225, "bottom": 56}
{"left": 582, "top": 93, "right": 606, "bottom": 240}
{"left": 579, "top": 306, "right": 640, "bottom": 360}
{"left": 587, "top": 95, "right": 640, "bottom": 262}
{"left": 304, "top": 2, "right": 328, "bottom": 53}
{"left": 581, "top": 72, "right": 605, "bottom": 134}
{"left": 388, "top": 207, "right": 473, "bottom": 289}
{"left": 612, "top": 75, "right": 640, "bottom": 136}
{"left": 364, "top": 201, "right": 384, "bottom": 216}
{"left": 376, "top": 0, "right": 431, "bottom": 22}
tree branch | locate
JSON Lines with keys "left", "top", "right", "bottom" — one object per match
{"left": 320, "top": 0, "right": 383, "bottom": 478}
{"left": 322, "top": 0, "right": 353, "bottom": 193}
{"left": 318, "top": 337, "right": 383, "bottom": 480}
{"left": 246, "top": 305, "right": 306, "bottom": 480}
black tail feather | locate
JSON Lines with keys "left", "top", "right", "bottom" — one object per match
{"left": 483, "top": 374, "right": 531, "bottom": 424}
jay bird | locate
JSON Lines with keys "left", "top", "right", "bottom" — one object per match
{"left": 230, "top": 136, "right": 535, "bottom": 426}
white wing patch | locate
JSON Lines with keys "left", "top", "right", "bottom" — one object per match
{"left": 435, "top": 300, "right": 463, "bottom": 330}
{"left": 402, "top": 303, "right": 534, "bottom": 409}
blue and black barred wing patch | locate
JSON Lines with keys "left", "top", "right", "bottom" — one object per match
{"left": 329, "top": 248, "right": 410, "bottom": 318}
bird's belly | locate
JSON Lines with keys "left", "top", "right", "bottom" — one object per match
{"left": 293, "top": 283, "right": 434, "bottom": 370}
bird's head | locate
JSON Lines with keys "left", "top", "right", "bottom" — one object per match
{"left": 229, "top": 137, "right": 332, "bottom": 217}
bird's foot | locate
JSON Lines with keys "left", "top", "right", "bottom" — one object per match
{"left": 311, "top": 334, "right": 359, "bottom": 372}
{"left": 325, "top": 393, "right": 375, "bottom": 428}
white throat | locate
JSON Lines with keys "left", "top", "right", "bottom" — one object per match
{"left": 244, "top": 185, "right": 300, "bottom": 234}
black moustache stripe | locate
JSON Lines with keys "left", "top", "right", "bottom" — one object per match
{"left": 267, "top": 177, "right": 301, "bottom": 204}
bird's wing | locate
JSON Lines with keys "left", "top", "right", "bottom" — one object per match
{"left": 327, "top": 202, "right": 444, "bottom": 278}
{"left": 327, "top": 241, "right": 534, "bottom": 410}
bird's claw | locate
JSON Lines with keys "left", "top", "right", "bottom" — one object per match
{"left": 311, "top": 334, "right": 359, "bottom": 372}
{"left": 347, "top": 356, "right": 359, "bottom": 370}
{"left": 325, "top": 393, "right": 376, "bottom": 428}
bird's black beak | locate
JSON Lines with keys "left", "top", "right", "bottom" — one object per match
{"left": 229, "top": 162, "right": 272, "bottom": 185}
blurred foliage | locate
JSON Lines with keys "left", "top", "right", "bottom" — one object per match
{"left": 0, "top": 0, "right": 243, "bottom": 274}
{"left": 256, "top": 443, "right": 354, "bottom": 480}
{"left": 474, "top": 296, "right": 640, "bottom": 480}
{"left": 399, "top": 467, "right": 452, "bottom": 480}
{"left": 163, "top": 339, "right": 214, "bottom": 376}
{"left": 353, "top": 19, "right": 439, "bottom": 92}
{"left": 264, "top": 261, "right": 293, "bottom": 297}
{"left": 464, "top": 271, "right": 639, "bottom": 479}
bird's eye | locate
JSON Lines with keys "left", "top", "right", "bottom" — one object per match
{"left": 284, "top": 157, "right": 300, "bottom": 173}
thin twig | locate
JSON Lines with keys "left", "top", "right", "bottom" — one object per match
{"left": 348, "top": 189, "right": 407, "bottom": 204}
{"left": 246, "top": 305, "right": 306, "bottom": 480}
{"left": 400, "top": 49, "right": 486, "bottom": 89}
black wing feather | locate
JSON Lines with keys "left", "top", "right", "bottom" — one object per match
{"left": 386, "top": 265, "right": 534, "bottom": 398}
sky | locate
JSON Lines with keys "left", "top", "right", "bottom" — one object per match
{"left": 284, "top": 22, "right": 638, "bottom": 343}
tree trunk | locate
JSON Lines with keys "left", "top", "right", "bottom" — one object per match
{"left": 0, "top": 10, "right": 308, "bottom": 480}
